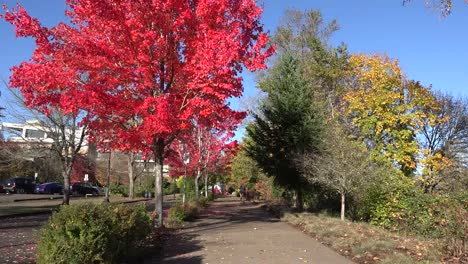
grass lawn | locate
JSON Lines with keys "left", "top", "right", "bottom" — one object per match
{"left": 0, "top": 196, "right": 150, "bottom": 217}
{"left": 278, "top": 211, "right": 448, "bottom": 263}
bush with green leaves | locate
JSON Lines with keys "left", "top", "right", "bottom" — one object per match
{"left": 184, "top": 201, "right": 200, "bottom": 220}
{"left": 167, "top": 204, "right": 187, "bottom": 225}
{"left": 196, "top": 197, "right": 210, "bottom": 208}
{"left": 134, "top": 181, "right": 154, "bottom": 198}
{"left": 167, "top": 202, "right": 200, "bottom": 225}
{"left": 435, "top": 194, "right": 467, "bottom": 257}
{"left": 109, "top": 183, "right": 129, "bottom": 197}
{"left": 164, "top": 180, "right": 178, "bottom": 195}
{"left": 175, "top": 176, "right": 196, "bottom": 200}
{"left": 37, "top": 202, "right": 152, "bottom": 264}
{"left": 358, "top": 164, "right": 467, "bottom": 256}
{"left": 207, "top": 192, "right": 214, "bottom": 201}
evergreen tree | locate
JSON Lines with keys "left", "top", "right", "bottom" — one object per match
{"left": 246, "top": 53, "right": 322, "bottom": 210}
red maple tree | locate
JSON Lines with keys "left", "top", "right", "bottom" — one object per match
{"left": 3, "top": 0, "right": 273, "bottom": 226}
{"left": 167, "top": 121, "right": 240, "bottom": 199}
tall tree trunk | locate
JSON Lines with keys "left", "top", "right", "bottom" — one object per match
{"left": 62, "top": 165, "right": 71, "bottom": 205}
{"left": 128, "top": 153, "right": 134, "bottom": 199}
{"left": 154, "top": 139, "right": 164, "bottom": 228}
{"left": 195, "top": 168, "right": 201, "bottom": 199}
{"left": 340, "top": 192, "right": 345, "bottom": 221}
{"left": 296, "top": 186, "right": 303, "bottom": 211}
{"left": 183, "top": 165, "right": 187, "bottom": 204}
{"left": 204, "top": 173, "right": 208, "bottom": 198}
{"left": 104, "top": 150, "right": 113, "bottom": 203}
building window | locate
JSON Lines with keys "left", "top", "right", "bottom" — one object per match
{"left": 25, "top": 129, "right": 46, "bottom": 139}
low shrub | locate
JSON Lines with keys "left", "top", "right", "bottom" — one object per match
{"left": 167, "top": 204, "right": 188, "bottom": 225}
{"left": 37, "top": 202, "right": 152, "bottom": 264}
{"left": 206, "top": 192, "right": 214, "bottom": 201}
{"left": 167, "top": 201, "right": 201, "bottom": 225}
{"left": 433, "top": 195, "right": 467, "bottom": 257}
{"left": 176, "top": 176, "right": 196, "bottom": 200}
{"left": 359, "top": 167, "right": 467, "bottom": 258}
{"left": 184, "top": 201, "right": 200, "bottom": 220}
{"left": 164, "top": 181, "right": 178, "bottom": 195}
{"left": 196, "top": 197, "right": 210, "bottom": 208}
{"left": 109, "top": 184, "right": 129, "bottom": 197}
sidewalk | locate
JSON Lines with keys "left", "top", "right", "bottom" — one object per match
{"left": 149, "top": 197, "right": 353, "bottom": 264}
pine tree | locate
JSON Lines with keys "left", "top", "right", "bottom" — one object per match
{"left": 246, "top": 54, "right": 322, "bottom": 210}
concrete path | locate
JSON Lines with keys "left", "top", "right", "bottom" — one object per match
{"left": 150, "top": 198, "right": 353, "bottom": 264}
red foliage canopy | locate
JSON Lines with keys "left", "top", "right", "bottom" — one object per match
{"left": 167, "top": 125, "right": 239, "bottom": 178}
{"left": 3, "top": 0, "right": 274, "bottom": 155}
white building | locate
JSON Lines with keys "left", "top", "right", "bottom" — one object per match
{"left": 1, "top": 120, "right": 90, "bottom": 154}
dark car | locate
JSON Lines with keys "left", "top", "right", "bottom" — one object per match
{"left": 70, "top": 182, "right": 99, "bottom": 195}
{"left": 35, "top": 182, "right": 63, "bottom": 194}
{"left": 4, "top": 177, "right": 36, "bottom": 194}
{"left": 0, "top": 183, "right": 4, "bottom": 193}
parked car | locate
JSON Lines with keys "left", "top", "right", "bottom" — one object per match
{"left": 70, "top": 182, "right": 99, "bottom": 195}
{"left": 3, "top": 177, "right": 36, "bottom": 194}
{"left": 35, "top": 182, "right": 63, "bottom": 194}
{"left": 89, "top": 183, "right": 104, "bottom": 195}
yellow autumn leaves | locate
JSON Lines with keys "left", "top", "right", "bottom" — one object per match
{"left": 342, "top": 54, "right": 449, "bottom": 176}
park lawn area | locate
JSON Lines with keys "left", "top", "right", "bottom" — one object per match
{"left": 281, "top": 212, "right": 447, "bottom": 264}
{"left": 0, "top": 197, "right": 148, "bottom": 217}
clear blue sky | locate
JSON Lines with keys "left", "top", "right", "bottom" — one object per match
{"left": 1, "top": 1, "right": 467, "bottom": 128}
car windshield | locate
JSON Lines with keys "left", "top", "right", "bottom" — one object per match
{"left": 5, "top": 179, "right": 15, "bottom": 185}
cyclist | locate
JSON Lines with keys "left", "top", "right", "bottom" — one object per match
{"left": 239, "top": 184, "right": 246, "bottom": 204}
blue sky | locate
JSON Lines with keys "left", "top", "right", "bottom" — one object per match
{"left": 1, "top": 1, "right": 467, "bottom": 135}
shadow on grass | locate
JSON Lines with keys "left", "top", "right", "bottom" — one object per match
{"left": 0, "top": 205, "right": 57, "bottom": 218}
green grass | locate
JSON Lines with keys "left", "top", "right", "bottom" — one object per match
{"left": 0, "top": 205, "right": 58, "bottom": 217}
{"left": 0, "top": 197, "right": 150, "bottom": 217}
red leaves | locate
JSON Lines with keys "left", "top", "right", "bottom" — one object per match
{"left": 2, "top": 0, "right": 274, "bottom": 157}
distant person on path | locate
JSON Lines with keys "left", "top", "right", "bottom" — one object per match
{"left": 239, "top": 184, "right": 246, "bottom": 204}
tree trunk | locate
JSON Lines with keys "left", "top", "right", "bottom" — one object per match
{"left": 340, "top": 192, "right": 345, "bottom": 221}
{"left": 154, "top": 140, "right": 164, "bottom": 228}
{"left": 104, "top": 150, "right": 113, "bottom": 203}
{"left": 128, "top": 153, "right": 134, "bottom": 199}
{"left": 204, "top": 173, "right": 208, "bottom": 198}
{"left": 195, "top": 168, "right": 201, "bottom": 199}
{"left": 183, "top": 165, "right": 187, "bottom": 205}
{"left": 296, "top": 186, "right": 304, "bottom": 211}
{"left": 62, "top": 166, "right": 71, "bottom": 205}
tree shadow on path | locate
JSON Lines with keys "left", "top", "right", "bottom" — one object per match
{"left": 143, "top": 232, "right": 204, "bottom": 264}
{"left": 144, "top": 197, "right": 276, "bottom": 264}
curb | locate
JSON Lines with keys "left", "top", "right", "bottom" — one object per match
{"left": 10, "top": 194, "right": 93, "bottom": 202}
{"left": 12, "top": 196, "right": 64, "bottom": 202}
{"left": 118, "top": 198, "right": 152, "bottom": 204}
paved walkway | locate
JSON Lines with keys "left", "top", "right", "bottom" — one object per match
{"left": 150, "top": 198, "right": 353, "bottom": 264}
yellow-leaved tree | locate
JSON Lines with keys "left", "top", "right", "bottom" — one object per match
{"left": 343, "top": 54, "right": 440, "bottom": 176}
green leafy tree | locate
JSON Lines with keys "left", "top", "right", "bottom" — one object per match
{"left": 246, "top": 53, "right": 322, "bottom": 210}
{"left": 272, "top": 9, "right": 349, "bottom": 117}
{"left": 299, "top": 122, "right": 370, "bottom": 220}
{"left": 231, "top": 146, "right": 263, "bottom": 188}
